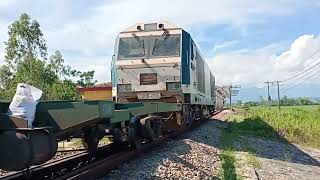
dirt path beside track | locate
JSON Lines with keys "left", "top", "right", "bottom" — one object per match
{"left": 218, "top": 110, "right": 320, "bottom": 180}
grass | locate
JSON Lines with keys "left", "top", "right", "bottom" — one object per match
{"left": 248, "top": 105, "right": 320, "bottom": 148}
{"left": 218, "top": 149, "right": 238, "bottom": 180}
{"left": 245, "top": 152, "right": 261, "bottom": 169}
{"left": 216, "top": 128, "right": 240, "bottom": 180}
{"left": 217, "top": 121, "right": 263, "bottom": 180}
{"left": 217, "top": 116, "right": 262, "bottom": 180}
{"left": 216, "top": 110, "right": 270, "bottom": 179}
{"left": 216, "top": 105, "right": 319, "bottom": 179}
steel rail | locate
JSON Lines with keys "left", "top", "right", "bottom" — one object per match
{"left": 0, "top": 144, "right": 121, "bottom": 180}
{"left": 58, "top": 111, "right": 222, "bottom": 180}
{"left": 1, "top": 111, "right": 222, "bottom": 180}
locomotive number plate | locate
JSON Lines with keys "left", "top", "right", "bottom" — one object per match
{"left": 138, "top": 92, "right": 161, "bottom": 99}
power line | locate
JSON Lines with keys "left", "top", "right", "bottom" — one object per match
{"left": 282, "top": 48, "right": 320, "bottom": 82}
{"left": 281, "top": 57, "right": 320, "bottom": 90}
{"left": 282, "top": 67, "right": 320, "bottom": 92}
{"left": 282, "top": 54, "right": 320, "bottom": 85}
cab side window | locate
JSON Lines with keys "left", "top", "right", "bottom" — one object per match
{"left": 191, "top": 41, "right": 196, "bottom": 60}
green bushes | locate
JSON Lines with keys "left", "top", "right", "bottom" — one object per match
{"left": 248, "top": 106, "right": 320, "bottom": 148}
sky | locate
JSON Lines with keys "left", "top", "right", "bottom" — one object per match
{"left": 0, "top": 0, "right": 320, "bottom": 94}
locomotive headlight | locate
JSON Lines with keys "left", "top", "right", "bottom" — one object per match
{"left": 117, "top": 84, "right": 132, "bottom": 92}
{"left": 166, "top": 82, "right": 181, "bottom": 91}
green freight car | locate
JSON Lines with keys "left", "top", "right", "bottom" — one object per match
{"left": 0, "top": 100, "right": 183, "bottom": 171}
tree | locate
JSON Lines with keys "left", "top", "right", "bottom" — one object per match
{"left": 287, "top": 98, "right": 296, "bottom": 106}
{"left": 299, "top": 97, "right": 312, "bottom": 105}
{"left": 47, "top": 80, "right": 81, "bottom": 100}
{"left": 77, "top": 71, "right": 97, "bottom": 87}
{"left": 0, "top": 13, "right": 49, "bottom": 99}
{"left": 281, "top": 95, "right": 288, "bottom": 106}
{"left": 48, "top": 50, "right": 64, "bottom": 76}
{"left": 0, "top": 65, "right": 12, "bottom": 89}
{"left": 0, "top": 13, "right": 96, "bottom": 100}
{"left": 5, "top": 13, "right": 47, "bottom": 67}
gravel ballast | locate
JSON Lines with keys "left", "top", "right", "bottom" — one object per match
{"left": 104, "top": 120, "right": 223, "bottom": 179}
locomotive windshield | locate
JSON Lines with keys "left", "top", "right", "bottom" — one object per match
{"left": 151, "top": 34, "right": 180, "bottom": 57}
{"left": 118, "top": 34, "right": 180, "bottom": 60}
{"left": 118, "top": 37, "right": 146, "bottom": 59}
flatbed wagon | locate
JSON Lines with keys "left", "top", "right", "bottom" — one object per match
{"left": 0, "top": 100, "right": 182, "bottom": 171}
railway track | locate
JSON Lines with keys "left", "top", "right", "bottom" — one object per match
{"left": 0, "top": 144, "right": 125, "bottom": 180}
{"left": 1, "top": 111, "right": 221, "bottom": 180}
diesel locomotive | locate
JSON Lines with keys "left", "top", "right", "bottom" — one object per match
{"left": 112, "top": 21, "right": 215, "bottom": 127}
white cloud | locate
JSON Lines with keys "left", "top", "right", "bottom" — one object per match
{"left": 0, "top": 20, "right": 8, "bottom": 61}
{"left": 212, "top": 40, "right": 239, "bottom": 52}
{"left": 40, "top": 0, "right": 307, "bottom": 84}
{"left": 0, "top": 52, "right": 5, "bottom": 66}
{"left": 0, "top": 0, "right": 17, "bottom": 8}
{"left": 275, "top": 35, "right": 320, "bottom": 70}
{"left": 45, "top": 0, "right": 302, "bottom": 53}
{"left": 209, "top": 34, "right": 320, "bottom": 87}
{"left": 0, "top": 0, "right": 319, "bottom": 86}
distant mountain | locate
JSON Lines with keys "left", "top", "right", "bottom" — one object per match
{"left": 232, "top": 83, "right": 320, "bottom": 102}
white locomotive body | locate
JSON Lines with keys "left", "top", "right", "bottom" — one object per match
{"left": 111, "top": 22, "right": 215, "bottom": 122}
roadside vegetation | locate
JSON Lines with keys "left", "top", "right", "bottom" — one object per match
{"left": 223, "top": 105, "right": 320, "bottom": 148}
{"left": 243, "top": 95, "right": 320, "bottom": 107}
{"left": 217, "top": 113, "right": 262, "bottom": 180}
{"left": 217, "top": 104, "right": 319, "bottom": 179}
{"left": 248, "top": 105, "right": 320, "bottom": 148}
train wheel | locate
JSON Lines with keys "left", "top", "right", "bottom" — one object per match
{"left": 0, "top": 131, "right": 31, "bottom": 171}
{"left": 140, "top": 116, "right": 161, "bottom": 141}
{"left": 182, "top": 106, "right": 191, "bottom": 127}
{"left": 82, "top": 130, "right": 99, "bottom": 153}
{"left": 128, "top": 116, "right": 143, "bottom": 149}
{"left": 109, "top": 128, "right": 126, "bottom": 145}
{"left": 128, "top": 127, "right": 142, "bottom": 149}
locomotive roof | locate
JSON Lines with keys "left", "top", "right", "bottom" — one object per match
{"left": 120, "top": 21, "right": 182, "bottom": 33}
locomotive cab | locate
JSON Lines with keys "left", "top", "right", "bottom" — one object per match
{"left": 112, "top": 22, "right": 215, "bottom": 108}
{"left": 112, "top": 22, "right": 183, "bottom": 103}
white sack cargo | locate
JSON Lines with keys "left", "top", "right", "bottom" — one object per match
{"left": 9, "top": 83, "right": 42, "bottom": 128}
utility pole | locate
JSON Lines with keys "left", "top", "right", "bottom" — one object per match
{"left": 229, "top": 86, "right": 232, "bottom": 110}
{"left": 265, "top": 81, "right": 282, "bottom": 113}
{"left": 264, "top": 81, "right": 272, "bottom": 110}
{"left": 275, "top": 81, "right": 281, "bottom": 113}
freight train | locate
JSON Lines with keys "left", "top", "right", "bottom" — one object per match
{"left": 0, "top": 22, "right": 216, "bottom": 171}
{"left": 112, "top": 22, "right": 215, "bottom": 127}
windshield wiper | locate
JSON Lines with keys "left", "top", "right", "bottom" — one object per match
{"left": 132, "top": 33, "right": 144, "bottom": 48}
{"left": 152, "top": 29, "right": 170, "bottom": 54}
{"left": 162, "top": 29, "right": 170, "bottom": 40}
